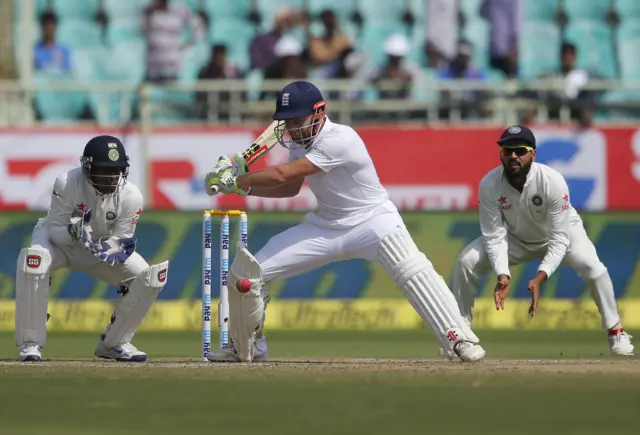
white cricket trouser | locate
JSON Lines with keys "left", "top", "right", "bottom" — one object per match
{"left": 255, "top": 211, "right": 406, "bottom": 282}
{"left": 452, "top": 223, "right": 621, "bottom": 330}
{"left": 32, "top": 223, "right": 149, "bottom": 286}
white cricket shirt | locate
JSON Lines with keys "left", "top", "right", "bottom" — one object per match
{"left": 289, "top": 117, "right": 395, "bottom": 229}
{"left": 37, "top": 167, "right": 144, "bottom": 249}
{"left": 478, "top": 162, "right": 582, "bottom": 279}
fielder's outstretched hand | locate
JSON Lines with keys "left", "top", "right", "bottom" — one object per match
{"left": 527, "top": 271, "right": 547, "bottom": 317}
{"left": 494, "top": 274, "right": 510, "bottom": 310}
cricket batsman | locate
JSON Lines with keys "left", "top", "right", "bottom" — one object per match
{"left": 451, "top": 125, "right": 633, "bottom": 356}
{"left": 14, "top": 136, "right": 169, "bottom": 362}
{"left": 204, "top": 80, "right": 485, "bottom": 363}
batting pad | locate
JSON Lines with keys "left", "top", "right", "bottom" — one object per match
{"left": 228, "top": 242, "right": 264, "bottom": 362}
{"left": 15, "top": 247, "right": 52, "bottom": 347}
{"left": 378, "top": 229, "right": 479, "bottom": 352}
{"left": 103, "top": 261, "right": 168, "bottom": 347}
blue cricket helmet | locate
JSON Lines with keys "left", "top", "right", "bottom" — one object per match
{"left": 273, "top": 81, "right": 327, "bottom": 150}
{"left": 273, "top": 81, "right": 325, "bottom": 120}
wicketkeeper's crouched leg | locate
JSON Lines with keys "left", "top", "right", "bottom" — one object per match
{"left": 378, "top": 228, "right": 485, "bottom": 362}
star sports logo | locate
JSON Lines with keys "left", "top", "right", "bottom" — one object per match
{"left": 562, "top": 193, "right": 570, "bottom": 210}
{"left": 498, "top": 196, "right": 511, "bottom": 211}
{"left": 132, "top": 209, "right": 142, "bottom": 224}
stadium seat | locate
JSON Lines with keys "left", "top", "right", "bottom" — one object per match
{"left": 618, "top": 38, "right": 640, "bottom": 79}
{"left": 563, "top": 0, "right": 610, "bottom": 21}
{"left": 617, "top": 19, "right": 640, "bottom": 38}
{"left": 518, "top": 21, "right": 561, "bottom": 79}
{"left": 178, "top": 43, "right": 210, "bottom": 82}
{"left": 411, "top": 68, "right": 439, "bottom": 103}
{"left": 209, "top": 18, "right": 256, "bottom": 72}
{"left": 408, "top": 0, "right": 427, "bottom": 21}
{"left": 564, "top": 21, "right": 617, "bottom": 78}
{"left": 615, "top": 0, "right": 640, "bottom": 19}
{"left": 204, "top": 0, "right": 251, "bottom": 20}
{"left": 359, "top": 0, "right": 403, "bottom": 24}
{"left": 106, "top": 18, "right": 144, "bottom": 47}
{"left": 459, "top": 0, "right": 483, "bottom": 19}
{"left": 357, "top": 23, "right": 408, "bottom": 67}
{"left": 523, "top": 0, "right": 559, "bottom": 22}
{"left": 461, "top": 19, "right": 490, "bottom": 70}
{"left": 307, "top": 0, "right": 356, "bottom": 21}
{"left": 407, "top": 26, "right": 426, "bottom": 66}
{"left": 103, "top": 0, "right": 148, "bottom": 20}
{"left": 57, "top": 20, "right": 104, "bottom": 49}
{"left": 13, "top": 0, "right": 50, "bottom": 21}
{"left": 52, "top": 0, "right": 100, "bottom": 20}
{"left": 245, "top": 69, "right": 264, "bottom": 102}
{"left": 148, "top": 88, "right": 193, "bottom": 124}
{"left": 72, "top": 46, "right": 108, "bottom": 81}
{"left": 101, "top": 41, "right": 147, "bottom": 82}
{"left": 34, "top": 71, "right": 88, "bottom": 124}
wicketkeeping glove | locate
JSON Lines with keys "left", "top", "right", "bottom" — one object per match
{"left": 94, "top": 236, "right": 137, "bottom": 266}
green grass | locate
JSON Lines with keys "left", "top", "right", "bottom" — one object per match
{"left": 0, "top": 330, "right": 638, "bottom": 435}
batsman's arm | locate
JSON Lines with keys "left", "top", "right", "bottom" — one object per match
{"left": 538, "top": 176, "right": 571, "bottom": 279}
{"left": 236, "top": 158, "right": 320, "bottom": 190}
{"left": 478, "top": 178, "right": 510, "bottom": 278}
{"left": 248, "top": 177, "right": 305, "bottom": 198}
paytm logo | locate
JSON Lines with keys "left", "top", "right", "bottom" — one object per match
{"left": 534, "top": 129, "right": 607, "bottom": 211}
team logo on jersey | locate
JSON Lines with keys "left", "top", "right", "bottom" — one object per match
{"left": 108, "top": 149, "right": 120, "bottom": 161}
{"left": 106, "top": 211, "right": 117, "bottom": 221}
{"left": 158, "top": 268, "right": 167, "bottom": 282}
{"left": 26, "top": 255, "right": 41, "bottom": 269}
{"left": 532, "top": 195, "right": 543, "bottom": 206}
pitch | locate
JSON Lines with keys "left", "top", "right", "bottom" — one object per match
{"left": 0, "top": 330, "right": 637, "bottom": 435}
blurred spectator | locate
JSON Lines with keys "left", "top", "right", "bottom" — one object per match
{"left": 437, "top": 40, "right": 489, "bottom": 119}
{"left": 141, "top": 0, "right": 205, "bottom": 82}
{"left": 261, "top": 36, "right": 307, "bottom": 100}
{"left": 34, "top": 12, "right": 71, "bottom": 73}
{"left": 371, "top": 33, "right": 418, "bottom": 100}
{"left": 198, "top": 44, "right": 241, "bottom": 81}
{"left": 196, "top": 44, "right": 242, "bottom": 121}
{"left": 480, "top": 0, "right": 521, "bottom": 78}
{"left": 249, "top": 8, "right": 296, "bottom": 71}
{"left": 426, "top": 0, "right": 458, "bottom": 65}
{"left": 307, "top": 10, "right": 352, "bottom": 76}
{"left": 535, "top": 42, "right": 601, "bottom": 122}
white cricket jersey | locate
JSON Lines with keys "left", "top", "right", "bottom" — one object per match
{"left": 478, "top": 162, "right": 582, "bottom": 279}
{"left": 37, "top": 167, "right": 143, "bottom": 249}
{"left": 289, "top": 117, "right": 395, "bottom": 229}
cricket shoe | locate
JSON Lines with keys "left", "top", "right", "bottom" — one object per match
{"left": 95, "top": 335, "right": 147, "bottom": 362}
{"left": 453, "top": 341, "right": 486, "bottom": 362}
{"left": 608, "top": 329, "right": 634, "bottom": 356}
{"left": 207, "top": 336, "right": 268, "bottom": 362}
{"left": 18, "top": 342, "right": 43, "bottom": 362}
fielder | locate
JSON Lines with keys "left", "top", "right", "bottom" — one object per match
{"left": 15, "top": 135, "right": 169, "bottom": 362}
{"left": 204, "top": 80, "right": 485, "bottom": 363}
{"left": 451, "top": 125, "right": 633, "bottom": 356}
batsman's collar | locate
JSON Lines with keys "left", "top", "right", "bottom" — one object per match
{"left": 497, "top": 125, "right": 536, "bottom": 149}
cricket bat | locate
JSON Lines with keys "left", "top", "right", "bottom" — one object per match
{"left": 209, "top": 120, "right": 279, "bottom": 194}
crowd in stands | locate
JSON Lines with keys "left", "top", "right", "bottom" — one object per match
{"left": 20, "top": 0, "right": 640, "bottom": 125}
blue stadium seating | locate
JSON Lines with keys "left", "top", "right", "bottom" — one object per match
{"left": 103, "top": 0, "right": 148, "bottom": 20}
{"left": 564, "top": 21, "right": 617, "bottom": 78}
{"left": 524, "top": 0, "right": 559, "bottom": 22}
{"left": 178, "top": 43, "right": 210, "bottom": 82}
{"left": 461, "top": 19, "right": 490, "bottom": 70}
{"left": 615, "top": 0, "right": 640, "bottom": 18}
{"left": 409, "top": 0, "right": 427, "bottom": 21}
{"left": 359, "top": 0, "right": 403, "bottom": 24}
{"left": 172, "top": 0, "right": 200, "bottom": 11}
{"left": 411, "top": 68, "right": 439, "bottom": 103}
{"left": 52, "top": 0, "right": 100, "bottom": 20}
{"left": 245, "top": 69, "right": 264, "bottom": 102}
{"left": 209, "top": 18, "right": 256, "bottom": 72}
{"left": 57, "top": 20, "right": 103, "bottom": 48}
{"left": 617, "top": 37, "right": 640, "bottom": 79}
{"left": 204, "top": 0, "right": 251, "bottom": 20}
{"left": 34, "top": 71, "right": 88, "bottom": 124}
{"left": 357, "top": 23, "right": 408, "bottom": 67}
{"left": 106, "top": 18, "right": 144, "bottom": 47}
{"left": 459, "top": 0, "right": 483, "bottom": 19}
{"left": 563, "top": 0, "right": 610, "bottom": 21}
{"left": 519, "top": 21, "right": 561, "bottom": 79}
{"left": 618, "top": 19, "right": 640, "bottom": 38}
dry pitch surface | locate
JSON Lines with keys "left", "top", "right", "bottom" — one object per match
{"left": 0, "top": 331, "right": 638, "bottom": 435}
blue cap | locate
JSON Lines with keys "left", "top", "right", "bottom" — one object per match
{"left": 273, "top": 81, "right": 325, "bottom": 120}
{"left": 82, "top": 135, "right": 129, "bottom": 167}
{"left": 497, "top": 125, "right": 536, "bottom": 149}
